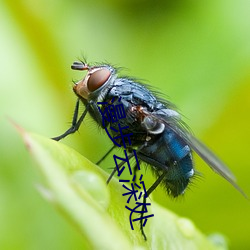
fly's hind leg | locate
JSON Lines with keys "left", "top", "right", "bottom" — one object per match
{"left": 140, "top": 171, "right": 168, "bottom": 240}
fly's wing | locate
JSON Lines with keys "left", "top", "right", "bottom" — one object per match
{"left": 181, "top": 131, "right": 248, "bottom": 198}
{"left": 150, "top": 110, "right": 247, "bottom": 198}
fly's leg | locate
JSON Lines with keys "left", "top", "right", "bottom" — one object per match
{"left": 88, "top": 100, "right": 108, "bottom": 128}
{"left": 52, "top": 99, "right": 90, "bottom": 141}
{"left": 106, "top": 143, "right": 160, "bottom": 240}
{"left": 106, "top": 151, "right": 136, "bottom": 184}
{"left": 140, "top": 171, "right": 168, "bottom": 240}
{"left": 88, "top": 99, "right": 116, "bottom": 165}
{"left": 132, "top": 160, "right": 141, "bottom": 185}
{"left": 96, "top": 145, "right": 116, "bottom": 165}
{"left": 52, "top": 99, "right": 106, "bottom": 141}
{"left": 106, "top": 145, "right": 145, "bottom": 184}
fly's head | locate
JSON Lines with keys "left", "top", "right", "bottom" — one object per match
{"left": 72, "top": 61, "right": 116, "bottom": 101}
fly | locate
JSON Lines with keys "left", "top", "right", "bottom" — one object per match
{"left": 52, "top": 60, "right": 246, "bottom": 238}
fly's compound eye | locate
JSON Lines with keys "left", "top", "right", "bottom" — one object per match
{"left": 87, "top": 68, "right": 111, "bottom": 92}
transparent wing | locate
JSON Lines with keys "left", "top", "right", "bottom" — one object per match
{"left": 147, "top": 111, "right": 247, "bottom": 198}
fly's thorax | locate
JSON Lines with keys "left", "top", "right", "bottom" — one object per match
{"left": 73, "top": 64, "right": 117, "bottom": 102}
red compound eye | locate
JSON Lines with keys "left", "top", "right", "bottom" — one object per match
{"left": 87, "top": 68, "right": 111, "bottom": 92}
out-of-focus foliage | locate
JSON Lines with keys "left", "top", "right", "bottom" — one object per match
{"left": 0, "top": 0, "right": 250, "bottom": 249}
{"left": 17, "top": 129, "right": 224, "bottom": 250}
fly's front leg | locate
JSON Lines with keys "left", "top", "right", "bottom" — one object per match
{"left": 52, "top": 99, "right": 89, "bottom": 141}
{"left": 88, "top": 100, "right": 108, "bottom": 128}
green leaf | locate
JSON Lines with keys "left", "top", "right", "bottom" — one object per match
{"left": 19, "top": 127, "right": 226, "bottom": 250}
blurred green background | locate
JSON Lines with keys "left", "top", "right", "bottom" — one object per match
{"left": 1, "top": 0, "right": 250, "bottom": 249}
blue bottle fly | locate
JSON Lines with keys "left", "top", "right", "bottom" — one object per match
{"left": 52, "top": 60, "right": 246, "bottom": 237}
